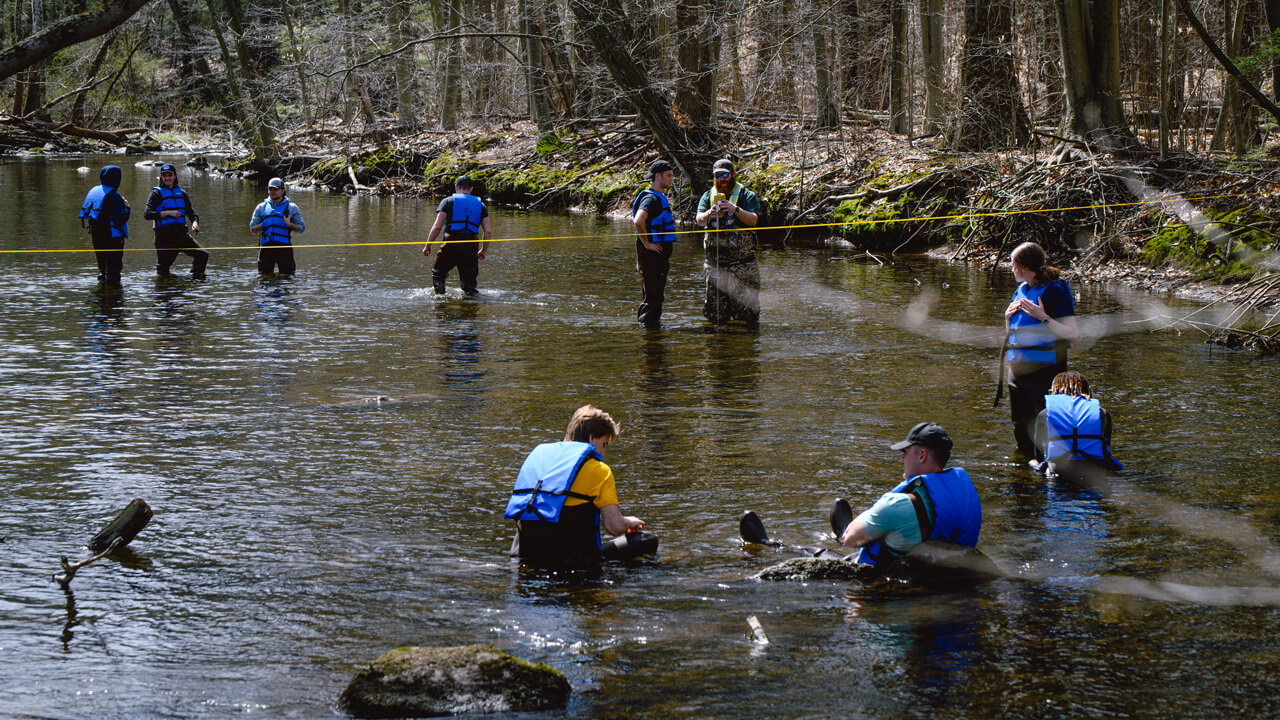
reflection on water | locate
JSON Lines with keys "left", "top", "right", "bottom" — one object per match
{"left": 0, "top": 156, "right": 1277, "bottom": 718}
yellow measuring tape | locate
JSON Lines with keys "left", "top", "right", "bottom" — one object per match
{"left": 0, "top": 190, "right": 1262, "bottom": 254}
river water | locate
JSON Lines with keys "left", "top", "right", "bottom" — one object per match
{"left": 0, "top": 155, "right": 1277, "bottom": 719}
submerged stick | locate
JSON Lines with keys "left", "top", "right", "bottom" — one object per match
{"left": 54, "top": 537, "right": 122, "bottom": 589}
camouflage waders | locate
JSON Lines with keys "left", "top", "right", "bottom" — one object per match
{"left": 703, "top": 228, "right": 759, "bottom": 326}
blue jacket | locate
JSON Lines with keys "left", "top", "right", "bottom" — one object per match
{"left": 855, "top": 468, "right": 982, "bottom": 567}
{"left": 632, "top": 189, "right": 676, "bottom": 243}
{"left": 79, "top": 166, "right": 129, "bottom": 239}
{"left": 446, "top": 193, "right": 483, "bottom": 236}
{"left": 1044, "top": 395, "right": 1122, "bottom": 469}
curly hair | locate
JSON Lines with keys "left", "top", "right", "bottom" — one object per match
{"left": 1049, "top": 370, "right": 1092, "bottom": 398}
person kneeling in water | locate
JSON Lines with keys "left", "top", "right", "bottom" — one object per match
{"left": 1032, "top": 371, "right": 1122, "bottom": 489}
{"left": 837, "top": 422, "right": 982, "bottom": 575}
{"left": 505, "top": 405, "right": 656, "bottom": 569}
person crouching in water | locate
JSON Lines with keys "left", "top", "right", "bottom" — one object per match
{"left": 143, "top": 163, "right": 208, "bottom": 280}
{"left": 1033, "top": 370, "right": 1122, "bottom": 489}
{"left": 505, "top": 405, "right": 653, "bottom": 569}
{"left": 838, "top": 422, "right": 982, "bottom": 576}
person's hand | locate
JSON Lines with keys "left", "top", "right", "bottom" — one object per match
{"left": 477, "top": 248, "right": 487, "bottom": 260}
{"left": 715, "top": 198, "right": 735, "bottom": 214}
{"left": 642, "top": 239, "right": 660, "bottom": 252}
{"left": 623, "top": 516, "right": 644, "bottom": 532}
{"left": 1018, "top": 298, "right": 1048, "bottom": 322}
{"left": 163, "top": 209, "right": 181, "bottom": 218}
{"left": 421, "top": 244, "right": 432, "bottom": 257}
{"left": 1004, "top": 300, "right": 1021, "bottom": 319}
{"left": 191, "top": 220, "right": 200, "bottom": 234}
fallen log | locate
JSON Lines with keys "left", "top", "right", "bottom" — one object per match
{"left": 87, "top": 498, "right": 152, "bottom": 553}
{"left": 52, "top": 498, "right": 151, "bottom": 589}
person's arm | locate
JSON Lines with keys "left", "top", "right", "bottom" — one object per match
{"left": 840, "top": 513, "right": 877, "bottom": 548}
{"left": 142, "top": 188, "right": 163, "bottom": 221}
{"left": 728, "top": 191, "right": 759, "bottom": 227}
{"left": 477, "top": 216, "right": 492, "bottom": 260}
{"left": 422, "top": 211, "right": 447, "bottom": 256}
{"left": 186, "top": 194, "right": 200, "bottom": 233}
{"left": 633, "top": 207, "right": 660, "bottom": 252}
{"left": 695, "top": 192, "right": 713, "bottom": 227}
{"left": 287, "top": 203, "right": 304, "bottom": 232}
{"left": 249, "top": 204, "right": 264, "bottom": 234}
{"left": 600, "top": 504, "right": 643, "bottom": 536}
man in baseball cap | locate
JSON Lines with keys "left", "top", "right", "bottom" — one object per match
{"left": 631, "top": 159, "right": 678, "bottom": 327}
{"left": 833, "top": 422, "right": 982, "bottom": 576}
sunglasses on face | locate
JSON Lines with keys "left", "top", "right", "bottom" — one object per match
{"left": 713, "top": 172, "right": 731, "bottom": 179}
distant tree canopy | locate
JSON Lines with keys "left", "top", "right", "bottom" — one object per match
{"left": 2, "top": 0, "right": 1279, "bottom": 161}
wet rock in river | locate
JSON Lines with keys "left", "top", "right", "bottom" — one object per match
{"left": 754, "top": 557, "right": 864, "bottom": 581}
{"left": 339, "top": 644, "right": 570, "bottom": 718}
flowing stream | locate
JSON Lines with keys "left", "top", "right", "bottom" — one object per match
{"left": 0, "top": 155, "right": 1277, "bottom": 718}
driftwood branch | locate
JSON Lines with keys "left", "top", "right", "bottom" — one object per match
{"left": 53, "top": 537, "right": 122, "bottom": 589}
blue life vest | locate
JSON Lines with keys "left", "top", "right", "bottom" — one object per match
{"left": 446, "top": 193, "right": 483, "bottom": 236}
{"left": 153, "top": 185, "right": 187, "bottom": 228}
{"left": 855, "top": 467, "right": 982, "bottom": 567}
{"left": 259, "top": 198, "right": 292, "bottom": 246}
{"left": 1044, "top": 395, "right": 1122, "bottom": 469}
{"left": 79, "top": 185, "right": 128, "bottom": 239}
{"left": 632, "top": 189, "right": 676, "bottom": 243}
{"left": 504, "top": 441, "right": 601, "bottom": 527}
{"left": 1006, "top": 281, "right": 1066, "bottom": 365}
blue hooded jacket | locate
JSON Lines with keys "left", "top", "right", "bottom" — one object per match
{"left": 80, "top": 165, "right": 130, "bottom": 238}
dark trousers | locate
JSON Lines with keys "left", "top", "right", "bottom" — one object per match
{"left": 154, "top": 225, "right": 208, "bottom": 276}
{"left": 432, "top": 240, "right": 480, "bottom": 295}
{"left": 1008, "top": 362, "right": 1067, "bottom": 457}
{"left": 636, "top": 238, "right": 674, "bottom": 327}
{"left": 91, "top": 230, "right": 124, "bottom": 286}
{"left": 257, "top": 245, "right": 296, "bottom": 275}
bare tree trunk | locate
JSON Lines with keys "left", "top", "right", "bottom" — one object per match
{"left": 1053, "top": 0, "right": 1141, "bottom": 154}
{"left": 1267, "top": 0, "right": 1280, "bottom": 102}
{"left": 888, "top": 0, "right": 909, "bottom": 134}
{"left": 918, "top": 0, "right": 943, "bottom": 134}
{"left": 282, "top": 0, "right": 313, "bottom": 126}
{"left": 949, "top": 0, "right": 1030, "bottom": 149}
{"left": 222, "top": 0, "right": 279, "bottom": 157}
{"left": 675, "top": 0, "right": 716, "bottom": 131}
{"left": 520, "top": 0, "right": 553, "bottom": 133}
{"left": 1159, "top": 0, "right": 1172, "bottom": 157}
{"left": 475, "top": 0, "right": 498, "bottom": 113}
{"left": 568, "top": 0, "right": 709, "bottom": 193}
{"left": 814, "top": 23, "right": 839, "bottom": 130}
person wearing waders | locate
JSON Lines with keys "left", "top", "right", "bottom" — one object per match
{"left": 505, "top": 405, "right": 654, "bottom": 569}
{"left": 1002, "top": 241, "right": 1078, "bottom": 460}
{"left": 249, "top": 177, "right": 305, "bottom": 276}
{"left": 422, "top": 175, "right": 491, "bottom": 296}
{"left": 631, "top": 160, "right": 678, "bottom": 328}
{"left": 836, "top": 422, "right": 982, "bottom": 577}
{"left": 143, "top": 163, "right": 208, "bottom": 280}
{"left": 78, "top": 165, "right": 131, "bottom": 288}
{"left": 694, "top": 158, "right": 761, "bottom": 328}
{"left": 1032, "top": 370, "right": 1122, "bottom": 488}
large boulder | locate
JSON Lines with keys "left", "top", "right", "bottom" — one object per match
{"left": 339, "top": 644, "right": 570, "bottom": 718}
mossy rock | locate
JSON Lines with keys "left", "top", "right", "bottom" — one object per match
{"left": 754, "top": 557, "right": 865, "bottom": 581}
{"left": 339, "top": 644, "right": 570, "bottom": 718}
{"left": 1141, "top": 206, "right": 1278, "bottom": 283}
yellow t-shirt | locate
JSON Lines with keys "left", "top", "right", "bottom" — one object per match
{"left": 564, "top": 458, "right": 619, "bottom": 509}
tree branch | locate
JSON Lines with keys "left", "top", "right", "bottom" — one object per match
{"left": 1176, "top": 0, "right": 1280, "bottom": 127}
{"left": 0, "top": 0, "right": 154, "bottom": 81}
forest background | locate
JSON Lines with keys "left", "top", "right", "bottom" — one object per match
{"left": 2, "top": 0, "right": 1279, "bottom": 340}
